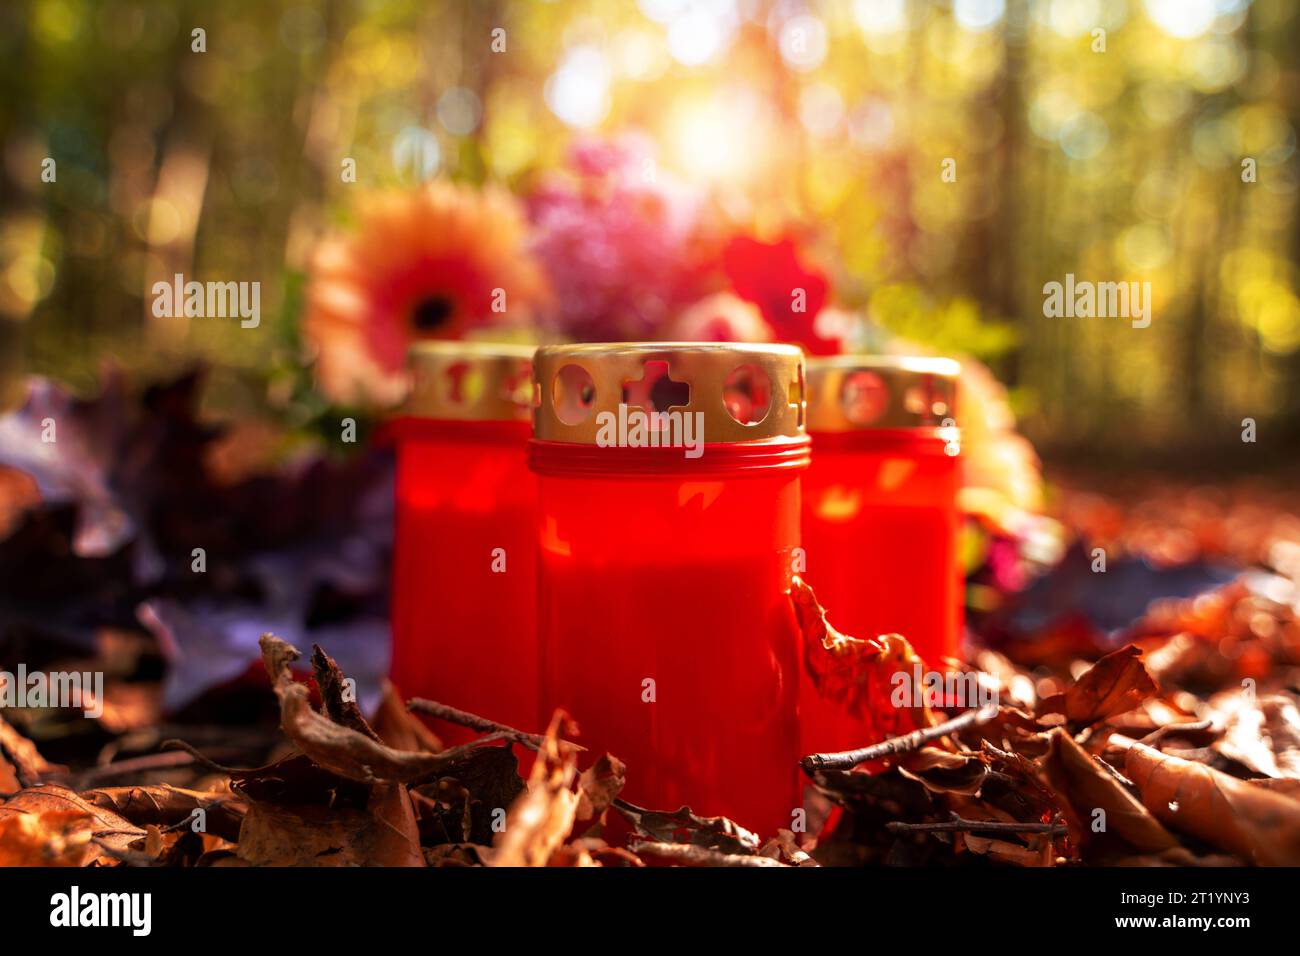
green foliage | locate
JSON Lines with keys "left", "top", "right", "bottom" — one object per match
{"left": 2, "top": 0, "right": 1298, "bottom": 454}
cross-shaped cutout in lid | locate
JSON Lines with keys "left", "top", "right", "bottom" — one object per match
{"left": 622, "top": 360, "right": 690, "bottom": 421}
{"left": 445, "top": 360, "right": 485, "bottom": 405}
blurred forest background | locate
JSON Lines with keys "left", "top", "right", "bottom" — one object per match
{"left": 1, "top": 0, "right": 1298, "bottom": 466}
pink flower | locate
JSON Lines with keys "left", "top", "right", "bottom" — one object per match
{"left": 527, "top": 136, "right": 710, "bottom": 341}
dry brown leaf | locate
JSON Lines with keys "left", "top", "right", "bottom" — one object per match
{"left": 584, "top": 842, "right": 645, "bottom": 867}
{"left": 143, "top": 824, "right": 165, "bottom": 859}
{"left": 759, "top": 828, "right": 819, "bottom": 866}
{"left": 0, "top": 785, "right": 144, "bottom": 866}
{"left": 1248, "top": 778, "right": 1300, "bottom": 798}
{"left": 576, "top": 753, "right": 626, "bottom": 826}
{"left": 1037, "top": 644, "right": 1158, "bottom": 727}
{"left": 0, "top": 810, "right": 99, "bottom": 866}
{"left": 960, "top": 831, "right": 1053, "bottom": 867}
{"left": 259, "top": 634, "right": 497, "bottom": 783}
{"left": 898, "top": 748, "right": 990, "bottom": 796}
{"left": 365, "top": 781, "right": 426, "bottom": 866}
{"left": 633, "top": 841, "right": 785, "bottom": 867}
{"left": 614, "top": 800, "right": 761, "bottom": 855}
{"left": 310, "top": 644, "right": 379, "bottom": 741}
{"left": 1035, "top": 728, "right": 1181, "bottom": 862}
{"left": 371, "top": 680, "right": 443, "bottom": 753}
{"left": 424, "top": 843, "right": 491, "bottom": 867}
{"left": 409, "top": 745, "right": 526, "bottom": 846}
{"left": 1211, "top": 691, "right": 1300, "bottom": 779}
{"left": 492, "top": 711, "right": 580, "bottom": 867}
{"left": 84, "top": 784, "right": 245, "bottom": 842}
{"left": 789, "top": 576, "right": 931, "bottom": 736}
{"left": 1, "top": 712, "right": 62, "bottom": 790}
{"left": 145, "top": 827, "right": 238, "bottom": 867}
{"left": 235, "top": 780, "right": 425, "bottom": 867}
{"left": 545, "top": 843, "right": 598, "bottom": 866}
{"left": 1121, "top": 734, "right": 1300, "bottom": 865}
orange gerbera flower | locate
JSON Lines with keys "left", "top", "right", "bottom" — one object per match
{"left": 303, "top": 181, "right": 548, "bottom": 405}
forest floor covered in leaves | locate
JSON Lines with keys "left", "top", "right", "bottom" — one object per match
{"left": 2, "top": 375, "right": 1300, "bottom": 867}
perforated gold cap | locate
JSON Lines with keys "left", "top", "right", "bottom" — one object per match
{"left": 806, "top": 355, "right": 959, "bottom": 432}
{"left": 404, "top": 341, "right": 535, "bottom": 422}
{"left": 532, "top": 342, "right": 807, "bottom": 444}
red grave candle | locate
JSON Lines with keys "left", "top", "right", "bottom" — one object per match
{"left": 389, "top": 342, "right": 537, "bottom": 746}
{"left": 800, "top": 356, "right": 962, "bottom": 756}
{"left": 530, "top": 343, "right": 809, "bottom": 836}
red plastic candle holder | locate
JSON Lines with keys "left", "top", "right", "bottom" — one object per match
{"left": 389, "top": 342, "right": 537, "bottom": 746}
{"left": 529, "top": 343, "right": 809, "bottom": 835}
{"left": 800, "top": 356, "right": 962, "bottom": 755}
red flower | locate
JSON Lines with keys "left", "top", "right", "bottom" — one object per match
{"left": 722, "top": 236, "right": 839, "bottom": 355}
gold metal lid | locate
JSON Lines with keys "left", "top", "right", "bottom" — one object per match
{"left": 532, "top": 342, "right": 807, "bottom": 444}
{"left": 404, "top": 341, "right": 536, "bottom": 422}
{"left": 806, "top": 355, "right": 960, "bottom": 432}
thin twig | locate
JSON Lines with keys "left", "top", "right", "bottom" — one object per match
{"left": 156, "top": 798, "right": 236, "bottom": 834}
{"left": 802, "top": 705, "right": 999, "bottom": 773}
{"left": 159, "top": 740, "right": 243, "bottom": 774}
{"left": 1106, "top": 731, "right": 1139, "bottom": 751}
{"left": 887, "top": 815, "right": 1066, "bottom": 836}
{"left": 407, "top": 698, "right": 550, "bottom": 752}
{"left": 58, "top": 750, "right": 199, "bottom": 788}
{"left": 1138, "top": 719, "right": 1213, "bottom": 747}
{"left": 1104, "top": 730, "right": 1218, "bottom": 765}
{"left": 1094, "top": 753, "right": 1136, "bottom": 790}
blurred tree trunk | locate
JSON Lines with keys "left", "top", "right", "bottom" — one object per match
{"left": 987, "top": 0, "right": 1027, "bottom": 387}
{"left": 1280, "top": 6, "right": 1300, "bottom": 444}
